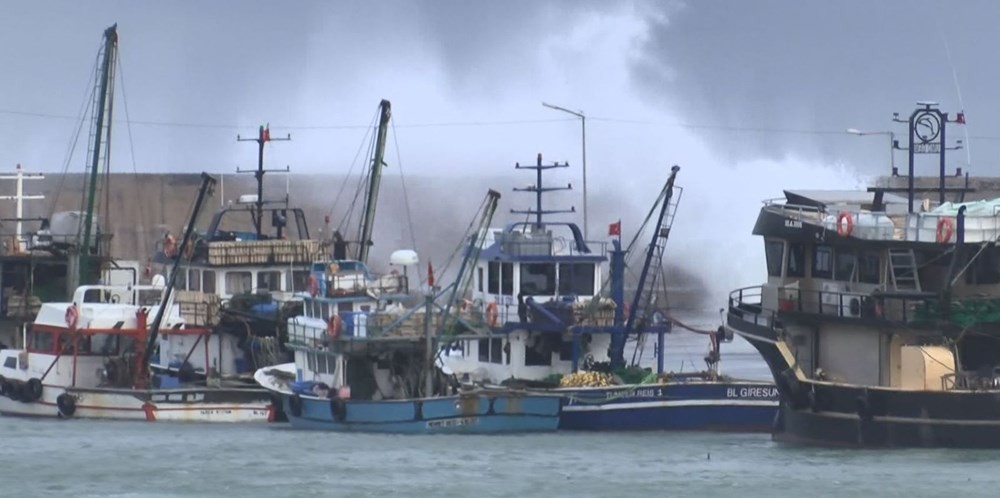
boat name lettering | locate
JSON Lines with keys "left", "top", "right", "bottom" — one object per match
{"left": 200, "top": 409, "right": 233, "bottom": 415}
{"left": 784, "top": 219, "right": 802, "bottom": 229}
{"left": 631, "top": 388, "right": 664, "bottom": 398}
{"left": 726, "top": 387, "right": 779, "bottom": 398}
{"left": 427, "top": 416, "right": 480, "bottom": 428}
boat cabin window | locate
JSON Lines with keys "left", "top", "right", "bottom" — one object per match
{"left": 188, "top": 269, "right": 201, "bottom": 291}
{"left": 175, "top": 270, "right": 187, "bottom": 291}
{"left": 967, "top": 250, "right": 1000, "bottom": 285}
{"left": 813, "top": 245, "right": 833, "bottom": 279}
{"left": 558, "top": 263, "right": 596, "bottom": 296}
{"left": 858, "top": 252, "right": 880, "bottom": 284}
{"left": 521, "top": 263, "right": 556, "bottom": 295}
{"left": 477, "top": 267, "right": 484, "bottom": 292}
{"left": 765, "top": 240, "right": 784, "bottom": 277}
{"left": 477, "top": 338, "right": 504, "bottom": 364}
{"left": 286, "top": 271, "right": 310, "bottom": 292}
{"left": 3, "top": 357, "right": 14, "bottom": 369}
{"left": 835, "top": 250, "right": 856, "bottom": 282}
{"left": 258, "top": 271, "right": 282, "bottom": 292}
{"left": 225, "top": 271, "right": 253, "bottom": 295}
{"left": 501, "top": 263, "right": 513, "bottom": 295}
{"left": 29, "top": 330, "right": 54, "bottom": 353}
{"left": 488, "top": 262, "right": 500, "bottom": 294}
{"left": 787, "top": 243, "right": 806, "bottom": 278}
{"left": 203, "top": 270, "right": 216, "bottom": 294}
{"left": 525, "top": 334, "right": 558, "bottom": 366}
{"left": 91, "top": 334, "right": 119, "bottom": 355}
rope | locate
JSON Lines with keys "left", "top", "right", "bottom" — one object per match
{"left": 391, "top": 119, "right": 422, "bottom": 283}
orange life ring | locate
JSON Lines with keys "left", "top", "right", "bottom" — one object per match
{"left": 307, "top": 274, "right": 319, "bottom": 297}
{"left": 327, "top": 314, "right": 343, "bottom": 339}
{"left": 485, "top": 303, "right": 499, "bottom": 327}
{"left": 936, "top": 217, "right": 954, "bottom": 243}
{"left": 163, "top": 234, "right": 177, "bottom": 257}
{"left": 836, "top": 211, "right": 853, "bottom": 237}
{"left": 65, "top": 304, "right": 79, "bottom": 330}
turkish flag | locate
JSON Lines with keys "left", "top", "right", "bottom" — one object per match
{"left": 427, "top": 261, "right": 435, "bottom": 287}
{"left": 608, "top": 221, "right": 621, "bottom": 236}
{"left": 956, "top": 112, "right": 966, "bottom": 125}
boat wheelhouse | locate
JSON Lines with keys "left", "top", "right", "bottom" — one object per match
{"left": 726, "top": 102, "right": 1000, "bottom": 447}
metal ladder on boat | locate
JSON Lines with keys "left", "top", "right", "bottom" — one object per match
{"left": 888, "top": 248, "right": 921, "bottom": 292}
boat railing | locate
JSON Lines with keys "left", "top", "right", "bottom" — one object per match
{"left": 727, "top": 286, "right": 777, "bottom": 329}
{"left": 0, "top": 232, "right": 113, "bottom": 256}
{"left": 206, "top": 238, "right": 329, "bottom": 266}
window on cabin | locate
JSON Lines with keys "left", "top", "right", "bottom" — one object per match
{"left": 30, "top": 331, "right": 53, "bottom": 353}
{"left": 225, "top": 271, "right": 252, "bottom": 295}
{"left": 286, "top": 271, "right": 310, "bottom": 292}
{"left": 478, "top": 339, "right": 490, "bottom": 361}
{"left": 3, "top": 357, "right": 14, "bottom": 369}
{"left": 175, "top": 269, "right": 187, "bottom": 291}
{"left": 188, "top": 269, "right": 201, "bottom": 291}
{"left": 813, "top": 246, "right": 833, "bottom": 279}
{"left": 520, "top": 263, "right": 556, "bottom": 295}
{"left": 858, "top": 252, "right": 880, "bottom": 284}
{"left": 787, "top": 243, "right": 806, "bottom": 278}
{"left": 203, "top": 271, "right": 216, "bottom": 294}
{"left": 559, "top": 341, "right": 574, "bottom": 361}
{"left": 92, "top": 334, "right": 119, "bottom": 355}
{"left": 835, "top": 250, "right": 856, "bottom": 282}
{"left": 501, "top": 263, "right": 514, "bottom": 295}
{"left": 83, "top": 288, "right": 103, "bottom": 303}
{"left": 477, "top": 267, "right": 484, "bottom": 292}
{"left": 77, "top": 335, "right": 92, "bottom": 354}
{"left": 558, "top": 263, "right": 596, "bottom": 295}
{"left": 258, "top": 271, "right": 281, "bottom": 292}
{"left": 765, "top": 241, "right": 784, "bottom": 277}
{"left": 487, "top": 262, "right": 500, "bottom": 294}
{"left": 58, "top": 333, "right": 72, "bottom": 353}
{"left": 490, "top": 338, "right": 503, "bottom": 364}
{"left": 524, "top": 335, "right": 556, "bottom": 366}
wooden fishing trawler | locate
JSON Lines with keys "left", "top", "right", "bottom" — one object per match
{"left": 255, "top": 189, "right": 563, "bottom": 433}
{"left": 0, "top": 174, "right": 274, "bottom": 422}
{"left": 434, "top": 154, "right": 777, "bottom": 431}
{"left": 724, "top": 102, "right": 1000, "bottom": 447}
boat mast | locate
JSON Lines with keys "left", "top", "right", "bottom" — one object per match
{"left": 610, "top": 165, "right": 681, "bottom": 370}
{"left": 236, "top": 125, "right": 290, "bottom": 238}
{"left": 140, "top": 173, "right": 217, "bottom": 379}
{"left": 77, "top": 24, "right": 118, "bottom": 289}
{"left": 357, "top": 99, "right": 391, "bottom": 265}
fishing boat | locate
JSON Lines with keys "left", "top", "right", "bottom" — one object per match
{"left": 724, "top": 102, "right": 1000, "bottom": 447}
{"left": 436, "top": 154, "right": 778, "bottom": 431}
{"left": 148, "top": 100, "right": 395, "bottom": 385}
{"left": 255, "top": 189, "right": 563, "bottom": 433}
{"left": 0, "top": 173, "right": 274, "bottom": 421}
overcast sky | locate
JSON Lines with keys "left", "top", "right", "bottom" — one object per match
{"left": 1, "top": 0, "right": 995, "bottom": 303}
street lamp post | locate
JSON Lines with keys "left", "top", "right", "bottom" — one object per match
{"left": 543, "top": 102, "right": 587, "bottom": 238}
{"left": 847, "top": 128, "right": 896, "bottom": 175}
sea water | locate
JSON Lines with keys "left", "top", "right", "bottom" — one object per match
{"left": 3, "top": 313, "right": 1000, "bottom": 497}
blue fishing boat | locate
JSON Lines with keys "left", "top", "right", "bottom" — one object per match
{"left": 437, "top": 154, "right": 778, "bottom": 431}
{"left": 254, "top": 190, "right": 562, "bottom": 434}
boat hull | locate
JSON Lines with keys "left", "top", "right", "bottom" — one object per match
{"left": 554, "top": 382, "right": 778, "bottom": 431}
{"left": 0, "top": 384, "right": 275, "bottom": 423}
{"left": 279, "top": 392, "right": 561, "bottom": 434}
{"left": 728, "top": 305, "right": 1000, "bottom": 448}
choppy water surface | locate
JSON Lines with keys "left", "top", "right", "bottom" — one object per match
{"left": 3, "top": 317, "right": 1000, "bottom": 497}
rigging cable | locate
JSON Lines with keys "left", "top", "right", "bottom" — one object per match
{"left": 390, "top": 118, "right": 423, "bottom": 284}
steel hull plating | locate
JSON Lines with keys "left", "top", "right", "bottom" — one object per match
{"left": 0, "top": 384, "right": 274, "bottom": 423}
{"left": 554, "top": 382, "right": 778, "bottom": 431}
{"left": 280, "top": 392, "right": 561, "bottom": 434}
{"left": 729, "top": 309, "right": 1000, "bottom": 448}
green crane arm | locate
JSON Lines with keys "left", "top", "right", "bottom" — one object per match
{"left": 357, "top": 99, "right": 392, "bottom": 265}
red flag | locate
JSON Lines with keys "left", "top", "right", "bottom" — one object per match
{"left": 956, "top": 112, "right": 966, "bottom": 125}
{"left": 262, "top": 126, "right": 271, "bottom": 142}
{"left": 608, "top": 221, "right": 621, "bottom": 236}
{"left": 427, "top": 261, "right": 435, "bottom": 287}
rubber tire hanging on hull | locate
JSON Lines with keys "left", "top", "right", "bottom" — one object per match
{"left": 57, "top": 393, "right": 76, "bottom": 418}
{"left": 330, "top": 397, "right": 347, "bottom": 422}
{"left": 24, "top": 378, "right": 43, "bottom": 402}
{"left": 289, "top": 394, "right": 303, "bottom": 418}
